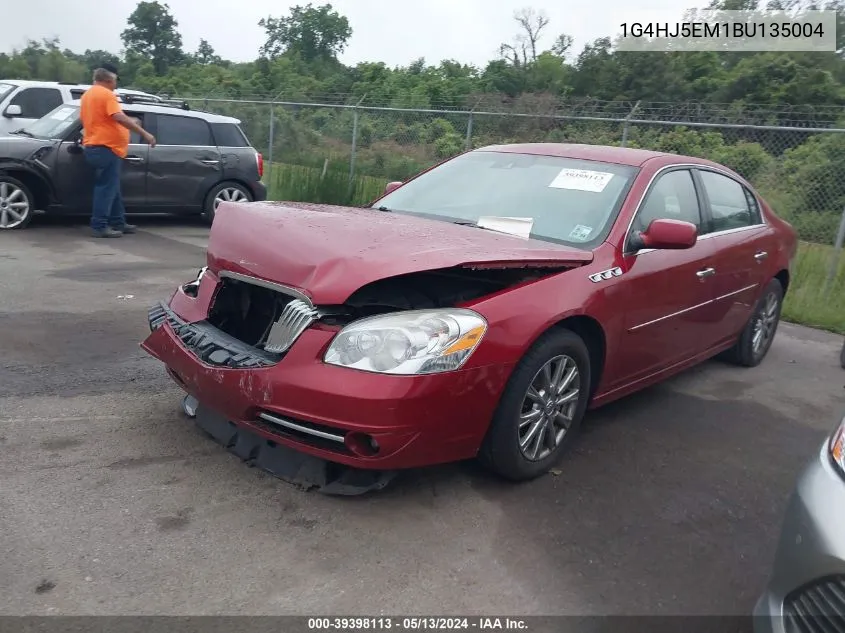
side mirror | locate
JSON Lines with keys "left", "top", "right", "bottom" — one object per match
{"left": 384, "top": 181, "right": 402, "bottom": 195}
{"left": 629, "top": 218, "right": 697, "bottom": 252}
{"left": 3, "top": 104, "right": 22, "bottom": 118}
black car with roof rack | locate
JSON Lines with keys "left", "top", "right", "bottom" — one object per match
{"left": 0, "top": 97, "right": 266, "bottom": 230}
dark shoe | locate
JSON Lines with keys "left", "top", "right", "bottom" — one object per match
{"left": 114, "top": 223, "right": 137, "bottom": 234}
{"left": 91, "top": 227, "right": 123, "bottom": 238}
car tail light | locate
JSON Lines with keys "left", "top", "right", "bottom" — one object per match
{"left": 256, "top": 152, "right": 264, "bottom": 178}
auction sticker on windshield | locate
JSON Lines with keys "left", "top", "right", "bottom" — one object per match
{"left": 549, "top": 168, "right": 614, "bottom": 192}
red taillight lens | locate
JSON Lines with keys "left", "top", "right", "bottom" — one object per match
{"left": 256, "top": 152, "right": 264, "bottom": 178}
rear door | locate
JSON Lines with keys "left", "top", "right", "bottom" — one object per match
{"left": 694, "top": 168, "right": 773, "bottom": 344}
{"left": 615, "top": 167, "right": 722, "bottom": 385}
{"left": 145, "top": 113, "right": 222, "bottom": 211}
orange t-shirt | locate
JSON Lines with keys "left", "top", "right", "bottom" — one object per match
{"left": 80, "top": 85, "right": 130, "bottom": 158}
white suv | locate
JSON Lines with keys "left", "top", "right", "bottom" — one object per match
{"left": 0, "top": 80, "right": 161, "bottom": 136}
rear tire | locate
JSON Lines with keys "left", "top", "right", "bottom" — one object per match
{"left": 840, "top": 338, "right": 845, "bottom": 370}
{"left": 0, "top": 175, "right": 34, "bottom": 230}
{"left": 479, "top": 328, "right": 591, "bottom": 481}
{"left": 202, "top": 182, "right": 253, "bottom": 225}
{"left": 722, "top": 278, "right": 783, "bottom": 368}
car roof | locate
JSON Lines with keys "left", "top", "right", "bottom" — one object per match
{"left": 1, "top": 79, "right": 160, "bottom": 99}
{"left": 476, "top": 142, "right": 720, "bottom": 168}
{"left": 66, "top": 99, "right": 241, "bottom": 125}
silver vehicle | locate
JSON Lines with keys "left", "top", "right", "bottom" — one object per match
{"left": 754, "top": 414, "right": 845, "bottom": 632}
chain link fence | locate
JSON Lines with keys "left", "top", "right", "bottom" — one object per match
{"left": 182, "top": 95, "right": 845, "bottom": 330}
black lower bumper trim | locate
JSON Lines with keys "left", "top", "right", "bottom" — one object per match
{"left": 194, "top": 403, "right": 397, "bottom": 496}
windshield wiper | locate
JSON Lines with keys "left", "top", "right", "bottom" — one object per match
{"left": 10, "top": 129, "right": 33, "bottom": 137}
{"left": 375, "top": 206, "right": 393, "bottom": 212}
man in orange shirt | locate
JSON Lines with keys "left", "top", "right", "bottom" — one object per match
{"left": 80, "top": 65, "right": 156, "bottom": 238}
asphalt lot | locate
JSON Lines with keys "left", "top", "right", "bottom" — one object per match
{"left": 1, "top": 217, "right": 844, "bottom": 617}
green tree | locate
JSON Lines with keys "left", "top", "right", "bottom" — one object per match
{"left": 121, "top": 1, "right": 184, "bottom": 75}
{"left": 194, "top": 39, "right": 222, "bottom": 65}
{"left": 258, "top": 3, "right": 352, "bottom": 62}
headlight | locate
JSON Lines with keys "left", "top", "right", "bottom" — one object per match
{"left": 324, "top": 309, "right": 487, "bottom": 375}
{"left": 830, "top": 416, "right": 845, "bottom": 473}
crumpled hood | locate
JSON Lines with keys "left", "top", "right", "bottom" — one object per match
{"left": 0, "top": 135, "right": 55, "bottom": 160}
{"left": 207, "top": 201, "right": 593, "bottom": 305}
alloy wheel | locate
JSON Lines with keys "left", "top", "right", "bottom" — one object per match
{"left": 752, "top": 291, "right": 779, "bottom": 356}
{"left": 213, "top": 187, "right": 248, "bottom": 210}
{"left": 0, "top": 181, "right": 31, "bottom": 229}
{"left": 518, "top": 354, "right": 581, "bottom": 462}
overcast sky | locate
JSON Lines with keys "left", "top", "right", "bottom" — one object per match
{"left": 3, "top": 0, "right": 709, "bottom": 68}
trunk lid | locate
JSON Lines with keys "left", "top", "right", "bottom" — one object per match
{"left": 207, "top": 201, "right": 593, "bottom": 305}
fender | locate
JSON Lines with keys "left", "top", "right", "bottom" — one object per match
{"left": 0, "top": 156, "right": 58, "bottom": 204}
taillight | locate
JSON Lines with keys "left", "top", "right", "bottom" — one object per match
{"left": 256, "top": 152, "right": 264, "bottom": 178}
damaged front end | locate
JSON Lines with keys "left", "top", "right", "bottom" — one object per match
{"left": 143, "top": 259, "right": 578, "bottom": 496}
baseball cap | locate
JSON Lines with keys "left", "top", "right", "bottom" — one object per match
{"left": 101, "top": 63, "right": 120, "bottom": 79}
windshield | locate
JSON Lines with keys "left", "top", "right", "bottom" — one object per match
{"left": 21, "top": 104, "right": 80, "bottom": 139}
{"left": 374, "top": 151, "right": 639, "bottom": 248}
{"left": 0, "top": 83, "right": 14, "bottom": 103}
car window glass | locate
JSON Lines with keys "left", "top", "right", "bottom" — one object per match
{"left": 211, "top": 123, "right": 249, "bottom": 147}
{"left": 126, "top": 113, "right": 145, "bottom": 144}
{"left": 632, "top": 169, "right": 701, "bottom": 235}
{"left": 156, "top": 115, "right": 213, "bottom": 146}
{"left": 699, "top": 170, "right": 759, "bottom": 232}
{"left": 9, "top": 88, "right": 63, "bottom": 119}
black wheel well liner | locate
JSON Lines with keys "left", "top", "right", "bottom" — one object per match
{"left": 0, "top": 167, "right": 52, "bottom": 210}
{"left": 774, "top": 269, "right": 790, "bottom": 295}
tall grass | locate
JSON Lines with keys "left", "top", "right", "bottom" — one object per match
{"left": 263, "top": 162, "right": 845, "bottom": 334}
{"left": 782, "top": 242, "right": 845, "bottom": 334}
{"left": 266, "top": 162, "right": 388, "bottom": 207}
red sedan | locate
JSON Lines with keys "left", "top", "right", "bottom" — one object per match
{"left": 142, "top": 143, "right": 797, "bottom": 493}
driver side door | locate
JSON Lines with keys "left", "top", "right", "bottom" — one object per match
{"left": 614, "top": 168, "right": 722, "bottom": 386}
{"left": 54, "top": 112, "right": 149, "bottom": 212}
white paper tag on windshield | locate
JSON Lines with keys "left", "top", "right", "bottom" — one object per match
{"left": 477, "top": 216, "right": 533, "bottom": 239}
{"left": 549, "top": 169, "right": 614, "bottom": 192}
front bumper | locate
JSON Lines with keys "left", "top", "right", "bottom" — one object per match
{"left": 753, "top": 442, "right": 845, "bottom": 633}
{"left": 141, "top": 296, "right": 513, "bottom": 473}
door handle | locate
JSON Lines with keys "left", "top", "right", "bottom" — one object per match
{"left": 696, "top": 267, "right": 716, "bottom": 280}
{"left": 124, "top": 156, "right": 143, "bottom": 163}
{"left": 754, "top": 251, "right": 768, "bottom": 262}
{"left": 200, "top": 159, "right": 220, "bottom": 165}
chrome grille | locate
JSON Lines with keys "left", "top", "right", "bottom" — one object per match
{"left": 264, "top": 299, "right": 319, "bottom": 354}
{"left": 784, "top": 575, "right": 845, "bottom": 633}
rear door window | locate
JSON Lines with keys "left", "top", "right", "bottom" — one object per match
{"left": 698, "top": 170, "right": 763, "bottom": 232}
{"left": 156, "top": 115, "right": 214, "bottom": 146}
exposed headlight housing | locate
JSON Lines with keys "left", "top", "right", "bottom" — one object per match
{"left": 830, "top": 416, "right": 845, "bottom": 474}
{"left": 324, "top": 309, "right": 487, "bottom": 375}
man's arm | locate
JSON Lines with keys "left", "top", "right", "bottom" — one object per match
{"left": 111, "top": 112, "right": 157, "bottom": 147}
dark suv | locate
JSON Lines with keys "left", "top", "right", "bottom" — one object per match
{"left": 0, "top": 97, "right": 267, "bottom": 230}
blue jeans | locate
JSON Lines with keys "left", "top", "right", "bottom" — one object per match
{"left": 83, "top": 146, "right": 127, "bottom": 231}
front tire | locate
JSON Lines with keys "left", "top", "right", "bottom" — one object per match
{"left": 723, "top": 278, "right": 784, "bottom": 367}
{"left": 203, "top": 182, "right": 253, "bottom": 225}
{"left": 479, "top": 328, "right": 591, "bottom": 481}
{"left": 0, "top": 175, "right": 34, "bottom": 230}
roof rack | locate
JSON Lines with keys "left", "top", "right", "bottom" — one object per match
{"left": 120, "top": 93, "right": 191, "bottom": 110}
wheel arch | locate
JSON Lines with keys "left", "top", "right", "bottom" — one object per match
{"left": 522, "top": 313, "right": 607, "bottom": 401}
{"left": 205, "top": 178, "right": 257, "bottom": 204}
{"left": 0, "top": 166, "right": 53, "bottom": 210}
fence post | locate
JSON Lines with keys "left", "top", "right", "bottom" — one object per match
{"left": 620, "top": 100, "right": 641, "bottom": 148}
{"left": 824, "top": 207, "right": 845, "bottom": 293}
{"left": 465, "top": 111, "right": 474, "bottom": 151}
{"left": 348, "top": 94, "right": 367, "bottom": 198}
{"left": 267, "top": 101, "right": 275, "bottom": 189}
